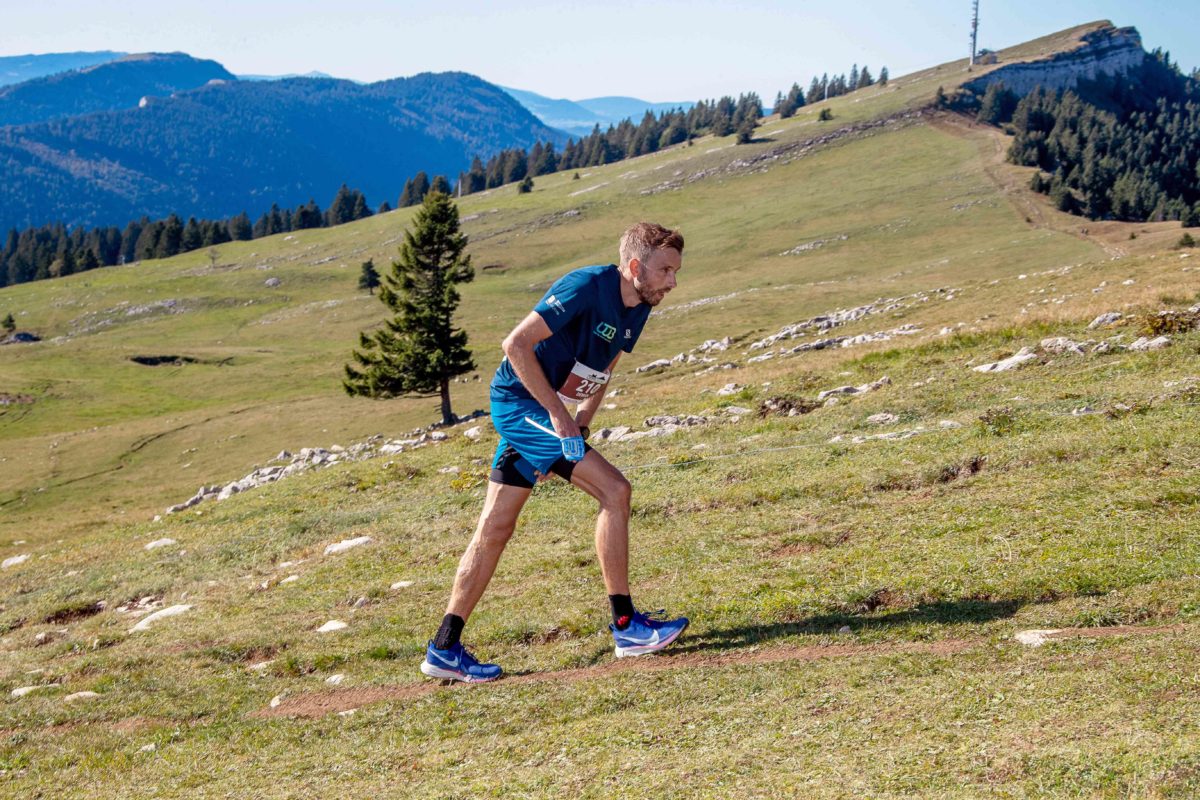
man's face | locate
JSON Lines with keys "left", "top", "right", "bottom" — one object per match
{"left": 632, "top": 248, "right": 682, "bottom": 306}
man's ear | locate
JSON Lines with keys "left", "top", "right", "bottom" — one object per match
{"left": 627, "top": 257, "right": 642, "bottom": 280}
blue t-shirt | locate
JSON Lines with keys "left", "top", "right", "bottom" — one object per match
{"left": 490, "top": 264, "right": 652, "bottom": 404}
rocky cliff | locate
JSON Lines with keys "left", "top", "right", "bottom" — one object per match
{"left": 964, "top": 25, "right": 1146, "bottom": 96}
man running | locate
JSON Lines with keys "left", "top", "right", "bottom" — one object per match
{"left": 421, "top": 222, "right": 689, "bottom": 683}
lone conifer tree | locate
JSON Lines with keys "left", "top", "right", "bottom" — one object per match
{"left": 358, "top": 258, "right": 380, "bottom": 293}
{"left": 2, "top": 312, "right": 14, "bottom": 333}
{"left": 343, "top": 192, "right": 475, "bottom": 424}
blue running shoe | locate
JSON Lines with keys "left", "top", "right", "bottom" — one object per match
{"left": 420, "top": 641, "right": 503, "bottom": 683}
{"left": 610, "top": 609, "right": 689, "bottom": 658}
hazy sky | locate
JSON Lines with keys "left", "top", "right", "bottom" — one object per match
{"left": 2, "top": 1, "right": 1194, "bottom": 102}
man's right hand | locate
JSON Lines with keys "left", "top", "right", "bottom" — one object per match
{"left": 550, "top": 411, "right": 581, "bottom": 441}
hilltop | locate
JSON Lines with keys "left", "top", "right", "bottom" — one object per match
{"left": 0, "top": 52, "right": 234, "bottom": 127}
{"left": 1, "top": 20, "right": 1198, "bottom": 798}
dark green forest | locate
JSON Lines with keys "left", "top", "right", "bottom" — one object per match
{"left": 969, "top": 51, "right": 1200, "bottom": 225}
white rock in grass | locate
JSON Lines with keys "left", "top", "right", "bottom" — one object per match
{"left": 463, "top": 426, "right": 483, "bottom": 441}
{"left": 317, "top": 620, "right": 348, "bottom": 633}
{"left": 938, "top": 420, "right": 963, "bottom": 429}
{"left": 1014, "top": 629, "right": 1061, "bottom": 647}
{"left": 12, "top": 684, "right": 59, "bottom": 698}
{"left": 279, "top": 575, "right": 299, "bottom": 585}
{"left": 269, "top": 694, "right": 284, "bottom": 708}
{"left": 724, "top": 406, "right": 753, "bottom": 416}
{"left": 1088, "top": 312, "right": 1122, "bottom": 329}
{"left": 716, "top": 382, "right": 743, "bottom": 396}
{"left": 324, "top": 536, "right": 372, "bottom": 556}
{"left": 1040, "top": 337, "right": 1084, "bottom": 355}
{"left": 144, "top": 538, "right": 177, "bottom": 551}
{"left": 972, "top": 347, "right": 1037, "bottom": 373}
{"left": 391, "top": 580, "right": 414, "bottom": 590}
{"left": 325, "top": 674, "right": 346, "bottom": 685}
{"left": 248, "top": 660, "right": 275, "bottom": 672}
{"left": 2, "top": 554, "right": 30, "bottom": 569}
{"left": 866, "top": 413, "right": 898, "bottom": 425}
{"left": 139, "top": 743, "right": 157, "bottom": 753}
{"left": 1128, "top": 336, "right": 1171, "bottom": 352}
{"left": 130, "top": 604, "right": 192, "bottom": 632}
{"left": 64, "top": 691, "right": 100, "bottom": 703}
{"left": 337, "top": 708, "right": 357, "bottom": 717}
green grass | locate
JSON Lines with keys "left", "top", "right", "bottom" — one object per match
{"left": 3, "top": 21, "right": 1200, "bottom": 798}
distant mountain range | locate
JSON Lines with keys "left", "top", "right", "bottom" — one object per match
{"left": 0, "top": 52, "right": 234, "bottom": 127}
{"left": 500, "top": 86, "right": 693, "bottom": 136}
{"left": 0, "top": 51, "right": 126, "bottom": 87}
{"left": 0, "top": 50, "right": 691, "bottom": 231}
{"left": 0, "top": 56, "right": 564, "bottom": 231}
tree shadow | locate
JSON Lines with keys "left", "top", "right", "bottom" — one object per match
{"left": 669, "top": 597, "right": 1023, "bottom": 657}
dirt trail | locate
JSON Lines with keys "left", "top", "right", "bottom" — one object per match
{"left": 252, "top": 624, "right": 1185, "bottom": 720}
{"left": 929, "top": 113, "right": 1130, "bottom": 258}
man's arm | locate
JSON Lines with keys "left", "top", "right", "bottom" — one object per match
{"left": 573, "top": 351, "right": 621, "bottom": 435}
{"left": 501, "top": 311, "right": 580, "bottom": 440}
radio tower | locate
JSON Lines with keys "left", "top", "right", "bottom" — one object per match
{"left": 969, "top": 0, "right": 980, "bottom": 66}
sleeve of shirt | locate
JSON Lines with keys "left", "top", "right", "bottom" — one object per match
{"left": 622, "top": 306, "right": 652, "bottom": 353}
{"left": 533, "top": 270, "right": 594, "bottom": 335}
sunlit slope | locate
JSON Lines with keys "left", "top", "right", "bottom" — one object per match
{"left": 0, "top": 21, "right": 1110, "bottom": 542}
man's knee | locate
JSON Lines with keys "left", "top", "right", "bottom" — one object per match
{"left": 599, "top": 474, "right": 632, "bottom": 510}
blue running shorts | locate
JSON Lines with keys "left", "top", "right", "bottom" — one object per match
{"left": 489, "top": 397, "right": 593, "bottom": 488}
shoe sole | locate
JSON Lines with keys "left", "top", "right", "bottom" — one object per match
{"left": 420, "top": 661, "right": 502, "bottom": 683}
{"left": 613, "top": 620, "right": 689, "bottom": 658}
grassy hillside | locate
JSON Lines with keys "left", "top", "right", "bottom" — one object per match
{"left": 2, "top": 21, "right": 1199, "bottom": 798}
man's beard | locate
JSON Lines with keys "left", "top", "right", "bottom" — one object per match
{"left": 634, "top": 279, "right": 666, "bottom": 306}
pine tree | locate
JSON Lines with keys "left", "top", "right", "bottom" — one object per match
{"left": 2, "top": 312, "right": 14, "bottom": 333}
{"left": 181, "top": 217, "right": 203, "bottom": 252}
{"left": 378, "top": 201, "right": 393, "bottom": 214}
{"left": 736, "top": 118, "right": 756, "bottom": 144}
{"left": 518, "top": 175, "right": 534, "bottom": 193}
{"left": 430, "top": 175, "right": 452, "bottom": 195}
{"left": 229, "top": 212, "right": 253, "bottom": 241}
{"left": 358, "top": 258, "right": 380, "bottom": 294}
{"left": 343, "top": 191, "right": 476, "bottom": 424}
{"left": 879, "top": 67, "right": 889, "bottom": 86}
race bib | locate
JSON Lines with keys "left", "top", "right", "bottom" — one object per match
{"left": 557, "top": 361, "right": 610, "bottom": 405}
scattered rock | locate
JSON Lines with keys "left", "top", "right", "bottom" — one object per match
{"left": 1014, "top": 629, "right": 1061, "bottom": 647}
{"left": 723, "top": 406, "right": 754, "bottom": 416}
{"left": 817, "top": 376, "right": 891, "bottom": 401}
{"left": 279, "top": 575, "right": 299, "bottom": 585}
{"left": 1088, "top": 312, "right": 1122, "bottom": 329}
{"left": 390, "top": 580, "right": 414, "bottom": 590}
{"left": 837, "top": 625, "right": 852, "bottom": 634}
{"left": 594, "top": 425, "right": 631, "bottom": 442}
{"left": 1128, "top": 336, "right": 1171, "bottom": 352}
{"left": 636, "top": 358, "right": 674, "bottom": 373}
{"left": 463, "top": 426, "right": 483, "bottom": 440}
{"left": 11, "top": 684, "right": 59, "bottom": 698}
{"left": 144, "top": 538, "right": 177, "bottom": 551}
{"left": 269, "top": 694, "right": 284, "bottom": 708}
{"left": 352, "top": 596, "right": 370, "bottom": 608}
{"left": 64, "top": 691, "right": 100, "bottom": 703}
{"left": 2, "top": 554, "right": 30, "bottom": 569}
{"left": 129, "top": 604, "right": 192, "bottom": 633}
{"left": 264, "top": 277, "right": 281, "bottom": 288}
{"left": 324, "top": 536, "right": 372, "bottom": 556}
{"left": 316, "top": 620, "right": 348, "bottom": 633}
{"left": 325, "top": 674, "right": 346, "bottom": 685}
{"left": 937, "top": 420, "right": 963, "bottom": 429}
{"left": 1040, "top": 337, "right": 1084, "bottom": 355}
{"left": 716, "top": 383, "right": 743, "bottom": 396}
{"left": 866, "top": 413, "right": 899, "bottom": 425}
{"left": 138, "top": 743, "right": 157, "bottom": 753}
{"left": 972, "top": 347, "right": 1037, "bottom": 373}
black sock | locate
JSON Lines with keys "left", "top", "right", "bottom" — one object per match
{"left": 433, "top": 613, "right": 465, "bottom": 650}
{"left": 609, "top": 594, "right": 635, "bottom": 630}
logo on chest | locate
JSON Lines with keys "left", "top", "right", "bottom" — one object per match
{"left": 593, "top": 321, "right": 617, "bottom": 342}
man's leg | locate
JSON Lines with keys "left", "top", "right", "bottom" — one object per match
{"left": 445, "top": 479, "right": 532, "bottom": 621}
{"left": 567, "top": 448, "right": 689, "bottom": 656}
{"left": 566, "top": 449, "right": 632, "bottom": 595}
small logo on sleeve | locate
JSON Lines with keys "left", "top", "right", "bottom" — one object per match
{"left": 625, "top": 328, "right": 632, "bottom": 340}
{"left": 546, "top": 295, "right": 566, "bottom": 315}
{"left": 593, "top": 322, "right": 617, "bottom": 342}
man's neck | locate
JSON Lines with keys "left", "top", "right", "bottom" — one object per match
{"left": 617, "top": 266, "right": 641, "bottom": 308}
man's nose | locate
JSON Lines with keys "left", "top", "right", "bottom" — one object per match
{"left": 667, "top": 272, "right": 677, "bottom": 289}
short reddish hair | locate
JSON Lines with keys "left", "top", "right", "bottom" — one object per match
{"left": 619, "top": 222, "right": 684, "bottom": 267}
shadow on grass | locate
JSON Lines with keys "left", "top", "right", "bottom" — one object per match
{"left": 670, "top": 597, "right": 1022, "bottom": 657}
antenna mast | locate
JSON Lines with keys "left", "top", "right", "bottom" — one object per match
{"left": 969, "top": 0, "right": 980, "bottom": 66}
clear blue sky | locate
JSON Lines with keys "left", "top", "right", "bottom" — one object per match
{"left": 2, "top": 1, "right": 1194, "bottom": 102}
